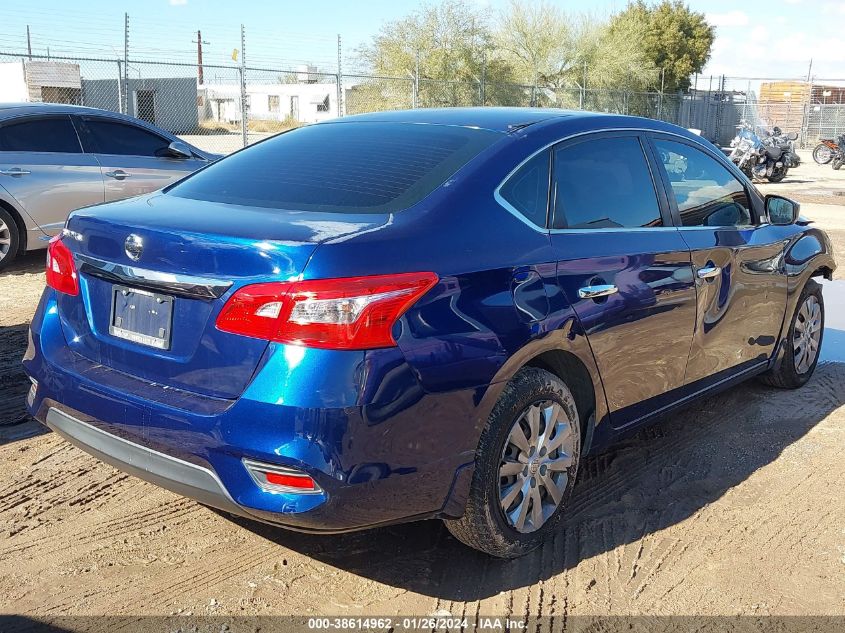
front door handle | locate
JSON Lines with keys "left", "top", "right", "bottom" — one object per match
{"left": 105, "top": 170, "right": 131, "bottom": 180}
{"left": 578, "top": 284, "right": 618, "bottom": 300}
{"left": 697, "top": 265, "right": 721, "bottom": 280}
{"left": 0, "top": 168, "right": 31, "bottom": 176}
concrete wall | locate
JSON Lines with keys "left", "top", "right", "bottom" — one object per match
{"left": 82, "top": 77, "right": 199, "bottom": 133}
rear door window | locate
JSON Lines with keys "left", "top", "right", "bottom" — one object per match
{"left": 0, "top": 116, "right": 82, "bottom": 153}
{"left": 81, "top": 118, "right": 171, "bottom": 157}
{"left": 498, "top": 151, "right": 550, "bottom": 227}
{"left": 167, "top": 122, "right": 502, "bottom": 213}
{"left": 552, "top": 136, "right": 662, "bottom": 229}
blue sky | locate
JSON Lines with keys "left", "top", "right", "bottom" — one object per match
{"left": 0, "top": 0, "right": 842, "bottom": 80}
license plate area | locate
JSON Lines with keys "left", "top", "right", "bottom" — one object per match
{"left": 109, "top": 285, "right": 174, "bottom": 350}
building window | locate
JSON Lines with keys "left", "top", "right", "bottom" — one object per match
{"left": 316, "top": 95, "right": 330, "bottom": 112}
{"left": 268, "top": 95, "right": 280, "bottom": 113}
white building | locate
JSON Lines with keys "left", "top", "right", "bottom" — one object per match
{"left": 199, "top": 66, "right": 339, "bottom": 125}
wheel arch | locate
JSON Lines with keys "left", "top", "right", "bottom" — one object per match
{"left": 438, "top": 322, "right": 610, "bottom": 520}
{"left": 0, "top": 197, "right": 28, "bottom": 255}
{"left": 523, "top": 348, "right": 596, "bottom": 450}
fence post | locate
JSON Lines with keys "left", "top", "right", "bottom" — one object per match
{"left": 116, "top": 60, "right": 123, "bottom": 114}
{"left": 657, "top": 68, "right": 665, "bottom": 119}
{"left": 413, "top": 52, "right": 420, "bottom": 108}
{"left": 480, "top": 57, "right": 486, "bottom": 106}
{"left": 240, "top": 24, "right": 248, "bottom": 148}
{"left": 336, "top": 34, "right": 343, "bottom": 117}
{"left": 123, "top": 12, "right": 129, "bottom": 114}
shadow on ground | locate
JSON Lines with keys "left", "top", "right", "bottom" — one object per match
{"left": 1, "top": 250, "right": 45, "bottom": 276}
{"left": 0, "top": 323, "right": 34, "bottom": 428}
{"left": 224, "top": 362, "right": 845, "bottom": 602}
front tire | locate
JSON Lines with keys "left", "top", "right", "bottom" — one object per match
{"left": 445, "top": 367, "right": 581, "bottom": 558}
{"left": 813, "top": 144, "right": 833, "bottom": 164}
{"left": 762, "top": 280, "right": 824, "bottom": 389}
{"left": 0, "top": 208, "right": 21, "bottom": 272}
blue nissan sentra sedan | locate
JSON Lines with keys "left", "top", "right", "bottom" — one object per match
{"left": 24, "top": 108, "right": 836, "bottom": 557}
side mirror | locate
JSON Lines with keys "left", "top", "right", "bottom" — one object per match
{"left": 166, "top": 141, "right": 192, "bottom": 159}
{"left": 787, "top": 132, "right": 798, "bottom": 141}
{"left": 766, "top": 195, "right": 800, "bottom": 225}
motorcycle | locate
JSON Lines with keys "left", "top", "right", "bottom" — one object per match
{"left": 830, "top": 135, "right": 845, "bottom": 170}
{"left": 728, "top": 121, "right": 794, "bottom": 182}
{"left": 813, "top": 137, "right": 840, "bottom": 165}
{"left": 770, "top": 126, "right": 801, "bottom": 169}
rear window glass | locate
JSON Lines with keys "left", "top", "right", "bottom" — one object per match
{"left": 167, "top": 122, "right": 501, "bottom": 213}
{"left": 0, "top": 116, "right": 81, "bottom": 153}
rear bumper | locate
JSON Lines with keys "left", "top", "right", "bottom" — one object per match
{"left": 44, "top": 406, "right": 246, "bottom": 520}
{"left": 25, "top": 290, "right": 486, "bottom": 533}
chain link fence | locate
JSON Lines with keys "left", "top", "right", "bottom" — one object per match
{"left": 2, "top": 50, "right": 844, "bottom": 154}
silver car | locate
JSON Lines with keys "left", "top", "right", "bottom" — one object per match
{"left": 0, "top": 103, "right": 218, "bottom": 270}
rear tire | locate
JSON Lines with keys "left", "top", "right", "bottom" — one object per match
{"left": 767, "top": 167, "right": 787, "bottom": 183}
{"left": 445, "top": 367, "right": 581, "bottom": 558}
{"left": 761, "top": 280, "right": 824, "bottom": 389}
{"left": 813, "top": 144, "right": 833, "bottom": 165}
{"left": 0, "top": 208, "right": 20, "bottom": 272}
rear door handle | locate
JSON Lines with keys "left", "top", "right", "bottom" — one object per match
{"left": 105, "top": 170, "right": 130, "bottom": 180}
{"left": 697, "top": 265, "right": 721, "bottom": 280}
{"left": 0, "top": 168, "right": 31, "bottom": 176}
{"left": 578, "top": 284, "right": 618, "bottom": 300}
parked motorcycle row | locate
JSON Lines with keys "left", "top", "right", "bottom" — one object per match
{"left": 812, "top": 134, "right": 845, "bottom": 170}
{"left": 727, "top": 121, "right": 801, "bottom": 183}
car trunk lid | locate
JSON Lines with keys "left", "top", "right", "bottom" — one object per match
{"left": 58, "top": 193, "right": 388, "bottom": 399}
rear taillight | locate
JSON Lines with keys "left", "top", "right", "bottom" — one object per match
{"left": 45, "top": 235, "right": 79, "bottom": 296}
{"left": 216, "top": 272, "right": 438, "bottom": 350}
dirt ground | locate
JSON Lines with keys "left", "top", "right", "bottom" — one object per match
{"left": 0, "top": 153, "right": 843, "bottom": 621}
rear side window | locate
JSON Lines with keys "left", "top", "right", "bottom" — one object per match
{"left": 552, "top": 136, "right": 662, "bottom": 229}
{"left": 499, "top": 151, "right": 550, "bottom": 227}
{"left": 653, "top": 139, "right": 752, "bottom": 227}
{"left": 82, "top": 119, "right": 170, "bottom": 157}
{"left": 0, "top": 116, "right": 81, "bottom": 153}
{"left": 167, "top": 122, "right": 501, "bottom": 213}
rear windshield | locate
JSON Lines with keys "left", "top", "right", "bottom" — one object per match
{"left": 167, "top": 122, "right": 501, "bottom": 213}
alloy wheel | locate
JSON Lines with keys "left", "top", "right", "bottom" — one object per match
{"left": 499, "top": 400, "right": 575, "bottom": 533}
{"left": 0, "top": 218, "right": 11, "bottom": 262}
{"left": 794, "top": 295, "right": 822, "bottom": 374}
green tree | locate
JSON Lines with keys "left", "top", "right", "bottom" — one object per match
{"left": 611, "top": 1, "right": 714, "bottom": 92}
{"left": 357, "top": 0, "right": 515, "bottom": 106}
{"left": 495, "top": 0, "right": 569, "bottom": 87}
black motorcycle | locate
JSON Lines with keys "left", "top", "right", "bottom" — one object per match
{"left": 761, "top": 127, "right": 800, "bottom": 182}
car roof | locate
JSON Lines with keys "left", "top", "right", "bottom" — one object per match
{"left": 324, "top": 107, "right": 600, "bottom": 134}
{"left": 320, "top": 107, "right": 702, "bottom": 141}
{"left": 0, "top": 102, "right": 134, "bottom": 119}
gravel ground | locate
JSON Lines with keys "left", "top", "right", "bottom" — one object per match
{"left": 0, "top": 156, "right": 843, "bottom": 621}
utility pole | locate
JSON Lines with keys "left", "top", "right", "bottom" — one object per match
{"left": 123, "top": 12, "right": 129, "bottom": 115}
{"left": 193, "top": 30, "right": 210, "bottom": 85}
{"left": 240, "top": 24, "right": 248, "bottom": 147}
{"left": 26, "top": 25, "right": 32, "bottom": 60}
